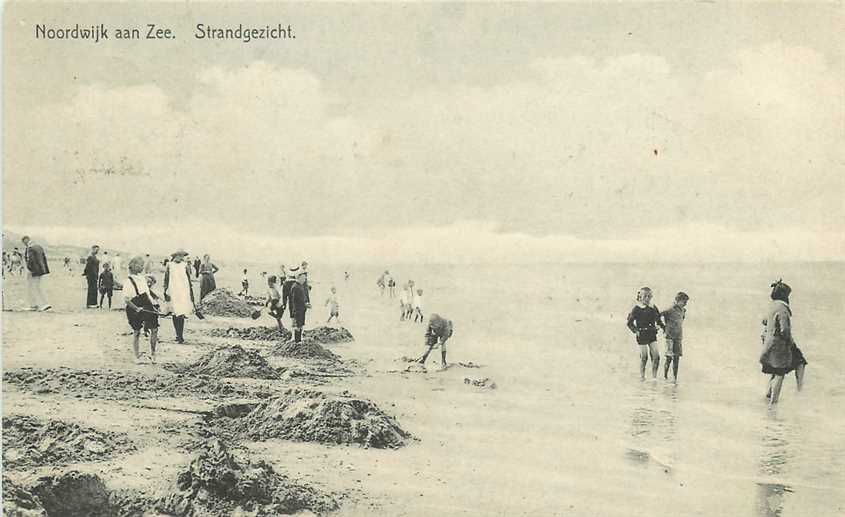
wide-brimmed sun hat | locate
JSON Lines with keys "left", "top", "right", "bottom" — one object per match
{"left": 171, "top": 249, "right": 189, "bottom": 258}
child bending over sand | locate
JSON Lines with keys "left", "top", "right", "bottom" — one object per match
{"left": 626, "top": 287, "right": 665, "bottom": 381}
{"left": 124, "top": 256, "right": 160, "bottom": 364}
{"left": 661, "top": 292, "right": 689, "bottom": 382}
{"left": 418, "top": 313, "right": 454, "bottom": 369}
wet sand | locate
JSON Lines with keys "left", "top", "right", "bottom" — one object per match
{"left": 3, "top": 261, "right": 845, "bottom": 516}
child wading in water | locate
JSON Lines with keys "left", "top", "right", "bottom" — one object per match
{"left": 626, "top": 287, "right": 665, "bottom": 381}
{"left": 124, "top": 256, "right": 160, "bottom": 364}
{"left": 265, "top": 275, "right": 285, "bottom": 333}
{"left": 325, "top": 286, "right": 340, "bottom": 324}
{"left": 661, "top": 292, "right": 689, "bottom": 382}
{"left": 98, "top": 262, "right": 115, "bottom": 309}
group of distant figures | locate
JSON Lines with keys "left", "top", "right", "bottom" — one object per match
{"left": 4, "top": 236, "right": 806, "bottom": 402}
{"left": 376, "top": 270, "right": 425, "bottom": 323}
{"left": 625, "top": 280, "right": 807, "bottom": 405}
{"left": 375, "top": 269, "right": 452, "bottom": 369}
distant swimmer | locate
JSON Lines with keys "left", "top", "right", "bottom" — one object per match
{"left": 626, "top": 287, "right": 665, "bottom": 381}
{"left": 418, "top": 313, "right": 454, "bottom": 370}
{"left": 760, "top": 280, "right": 807, "bottom": 405}
{"left": 660, "top": 292, "right": 689, "bottom": 382}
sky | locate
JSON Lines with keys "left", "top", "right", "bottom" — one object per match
{"left": 3, "top": 3, "right": 843, "bottom": 263}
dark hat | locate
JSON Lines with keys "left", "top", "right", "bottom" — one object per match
{"left": 171, "top": 249, "right": 189, "bottom": 258}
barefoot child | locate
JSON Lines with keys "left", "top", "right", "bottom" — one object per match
{"left": 413, "top": 289, "right": 424, "bottom": 322}
{"left": 418, "top": 313, "right": 454, "bottom": 369}
{"left": 325, "top": 286, "right": 340, "bottom": 324}
{"left": 661, "top": 292, "right": 689, "bottom": 382}
{"left": 399, "top": 283, "right": 412, "bottom": 321}
{"left": 626, "top": 287, "right": 665, "bottom": 381}
{"left": 239, "top": 269, "right": 250, "bottom": 296}
{"left": 124, "top": 256, "right": 159, "bottom": 364}
{"left": 98, "top": 262, "right": 115, "bottom": 309}
{"left": 265, "top": 275, "right": 285, "bottom": 333}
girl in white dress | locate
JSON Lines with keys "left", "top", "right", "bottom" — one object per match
{"left": 164, "top": 249, "right": 195, "bottom": 344}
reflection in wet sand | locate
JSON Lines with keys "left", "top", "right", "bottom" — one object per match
{"left": 755, "top": 414, "right": 794, "bottom": 517}
{"left": 755, "top": 482, "right": 793, "bottom": 517}
{"left": 625, "top": 384, "right": 679, "bottom": 471}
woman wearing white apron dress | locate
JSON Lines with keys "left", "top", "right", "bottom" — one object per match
{"left": 164, "top": 249, "right": 195, "bottom": 343}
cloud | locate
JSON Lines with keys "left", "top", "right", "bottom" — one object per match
{"left": 4, "top": 44, "right": 842, "bottom": 262}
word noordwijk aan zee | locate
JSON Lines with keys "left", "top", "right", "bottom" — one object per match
{"left": 34, "top": 23, "right": 295, "bottom": 43}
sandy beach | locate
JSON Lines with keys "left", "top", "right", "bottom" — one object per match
{"left": 2, "top": 260, "right": 844, "bottom": 516}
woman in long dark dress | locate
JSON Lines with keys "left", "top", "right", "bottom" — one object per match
{"left": 760, "top": 280, "right": 808, "bottom": 405}
{"left": 83, "top": 245, "right": 101, "bottom": 308}
{"left": 198, "top": 254, "right": 219, "bottom": 301}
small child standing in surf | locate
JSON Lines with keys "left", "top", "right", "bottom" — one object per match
{"left": 626, "top": 287, "right": 665, "bottom": 381}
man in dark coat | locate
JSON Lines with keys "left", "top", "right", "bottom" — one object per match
{"left": 289, "top": 270, "right": 309, "bottom": 343}
{"left": 22, "top": 236, "right": 51, "bottom": 311}
{"left": 83, "top": 245, "right": 101, "bottom": 308}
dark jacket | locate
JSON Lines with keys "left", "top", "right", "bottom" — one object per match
{"left": 289, "top": 282, "right": 308, "bottom": 320}
{"left": 25, "top": 244, "right": 50, "bottom": 277}
{"left": 98, "top": 270, "right": 114, "bottom": 291}
{"left": 84, "top": 254, "right": 100, "bottom": 279}
{"left": 281, "top": 278, "right": 296, "bottom": 309}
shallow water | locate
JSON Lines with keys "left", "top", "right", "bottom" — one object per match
{"left": 303, "top": 261, "right": 845, "bottom": 516}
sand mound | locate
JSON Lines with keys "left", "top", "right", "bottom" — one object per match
{"left": 159, "top": 438, "right": 337, "bottom": 516}
{"left": 304, "top": 326, "right": 354, "bottom": 344}
{"left": 4, "top": 368, "right": 273, "bottom": 401}
{"left": 2, "top": 415, "right": 136, "bottom": 469}
{"left": 208, "top": 326, "right": 291, "bottom": 341}
{"left": 271, "top": 341, "right": 340, "bottom": 362}
{"left": 31, "top": 471, "right": 112, "bottom": 517}
{"left": 198, "top": 289, "right": 260, "bottom": 318}
{"left": 167, "top": 345, "right": 280, "bottom": 380}
{"left": 222, "top": 388, "right": 411, "bottom": 448}
{"left": 2, "top": 478, "right": 47, "bottom": 517}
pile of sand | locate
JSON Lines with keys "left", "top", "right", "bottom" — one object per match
{"left": 31, "top": 471, "right": 112, "bottom": 517}
{"left": 208, "top": 326, "right": 291, "bottom": 342}
{"left": 2, "top": 478, "right": 46, "bottom": 517}
{"left": 222, "top": 388, "right": 411, "bottom": 448}
{"left": 271, "top": 341, "right": 340, "bottom": 362}
{"left": 198, "top": 289, "right": 261, "bottom": 318}
{"left": 159, "top": 438, "right": 337, "bottom": 516}
{"left": 2, "top": 415, "right": 136, "bottom": 469}
{"left": 166, "top": 345, "right": 280, "bottom": 380}
{"left": 304, "top": 326, "right": 354, "bottom": 344}
{"left": 6, "top": 472, "right": 150, "bottom": 517}
{"left": 4, "top": 368, "right": 274, "bottom": 401}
